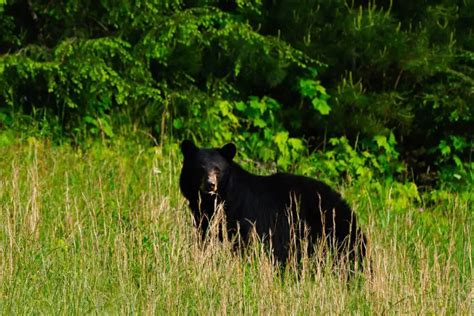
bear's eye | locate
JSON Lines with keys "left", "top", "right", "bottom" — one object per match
{"left": 212, "top": 166, "right": 220, "bottom": 174}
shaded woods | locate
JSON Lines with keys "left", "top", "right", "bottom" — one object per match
{"left": 0, "top": 0, "right": 472, "bottom": 187}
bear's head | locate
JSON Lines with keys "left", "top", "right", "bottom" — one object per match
{"left": 180, "top": 140, "right": 236, "bottom": 196}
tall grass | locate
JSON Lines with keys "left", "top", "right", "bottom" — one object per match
{"left": 0, "top": 137, "right": 472, "bottom": 314}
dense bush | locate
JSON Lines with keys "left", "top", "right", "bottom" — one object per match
{"left": 0, "top": 0, "right": 472, "bottom": 187}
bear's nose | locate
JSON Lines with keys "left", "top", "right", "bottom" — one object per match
{"left": 206, "top": 180, "right": 216, "bottom": 192}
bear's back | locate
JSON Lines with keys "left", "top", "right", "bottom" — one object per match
{"left": 228, "top": 168, "right": 350, "bottom": 219}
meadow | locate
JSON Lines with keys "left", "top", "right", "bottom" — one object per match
{"left": 0, "top": 137, "right": 472, "bottom": 314}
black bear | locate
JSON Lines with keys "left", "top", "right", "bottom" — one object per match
{"left": 179, "top": 140, "right": 366, "bottom": 265}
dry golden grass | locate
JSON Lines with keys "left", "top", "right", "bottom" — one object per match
{"left": 0, "top": 138, "right": 472, "bottom": 314}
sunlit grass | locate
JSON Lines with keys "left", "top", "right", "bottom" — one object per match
{"left": 0, "top": 137, "right": 471, "bottom": 314}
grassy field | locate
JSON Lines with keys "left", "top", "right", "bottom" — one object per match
{"left": 0, "top": 137, "right": 472, "bottom": 314}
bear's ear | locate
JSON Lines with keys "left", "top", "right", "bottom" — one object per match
{"left": 181, "top": 140, "right": 198, "bottom": 157}
{"left": 219, "top": 143, "right": 236, "bottom": 161}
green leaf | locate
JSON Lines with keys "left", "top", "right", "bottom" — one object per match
{"left": 288, "top": 138, "right": 304, "bottom": 151}
{"left": 84, "top": 116, "right": 98, "bottom": 126}
{"left": 235, "top": 101, "right": 247, "bottom": 112}
{"left": 234, "top": 59, "right": 241, "bottom": 77}
{"left": 299, "top": 79, "right": 317, "bottom": 98}
{"left": 388, "top": 132, "right": 397, "bottom": 146}
{"left": 217, "top": 100, "right": 230, "bottom": 116}
{"left": 274, "top": 131, "right": 289, "bottom": 146}
{"left": 253, "top": 117, "right": 266, "bottom": 128}
{"left": 450, "top": 136, "right": 465, "bottom": 151}
{"left": 438, "top": 140, "right": 451, "bottom": 156}
{"left": 311, "top": 98, "right": 331, "bottom": 115}
{"left": 453, "top": 155, "right": 463, "bottom": 168}
{"left": 173, "top": 118, "right": 183, "bottom": 129}
{"left": 374, "top": 135, "right": 389, "bottom": 151}
{"left": 249, "top": 98, "right": 261, "bottom": 110}
{"left": 100, "top": 119, "right": 115, "bottom": 138}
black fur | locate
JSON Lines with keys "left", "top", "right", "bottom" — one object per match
{"left": 179, "top": 140, "right": 366, "bottom": 264}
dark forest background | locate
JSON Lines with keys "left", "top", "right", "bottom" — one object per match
{"left": 0, "top": 0, "right": 472, "bottom": 189}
